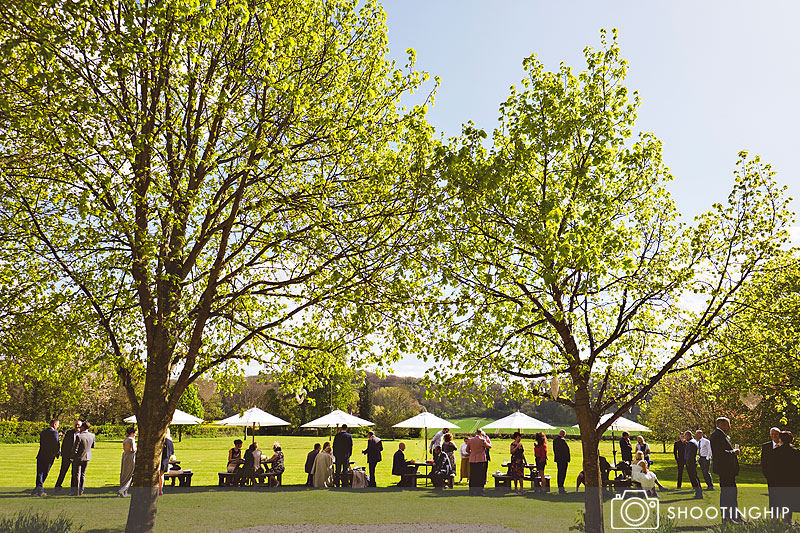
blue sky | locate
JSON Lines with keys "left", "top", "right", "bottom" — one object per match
{"left": 381, "top": 0, "right": 800, "bottom": 376}
{"left": 383, "top": 0, "right": 799, "bottom": 220}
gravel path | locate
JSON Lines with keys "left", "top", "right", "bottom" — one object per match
{"left": 227, "top": 525, "right": 518, "bottom": 533}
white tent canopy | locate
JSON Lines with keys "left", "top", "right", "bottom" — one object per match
{"left": 300, "top": 409, "right": 374, "bottom": 428}
{"left": 124, "top": 408, "right": 203, "bottom": 425}
{"left": 392, "top": 411, "right": 456, "bottom": 429}
{"left": 482, "top": 411, "right": 555, "bottom": 432}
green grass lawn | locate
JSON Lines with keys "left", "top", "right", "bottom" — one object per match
{"left": 0, "top": 435, "right": 778, "bottom": 532}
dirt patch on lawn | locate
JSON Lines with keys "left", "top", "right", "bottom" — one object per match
{"left": 227, "top": 525, "right": 518, "bottom": 532}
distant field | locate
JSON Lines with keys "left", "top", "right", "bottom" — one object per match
{"left": 449, "top": 417, "right": 581, "bottom": 435}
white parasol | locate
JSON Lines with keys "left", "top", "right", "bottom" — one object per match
{"left": 216, "top": 407, "right": 291, "bottom": 444}
{"left": 482, "top": 411, "right": 556, "bottom": 433}
{"left": 393, "top": 411, "right": 457, "bottom": 461}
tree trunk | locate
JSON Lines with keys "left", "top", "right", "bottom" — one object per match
{"left": 576, "top": 398, "right": 604, "bottom": 532}
{"left": 125, "top": 392, "right": 169, "bottom": 533}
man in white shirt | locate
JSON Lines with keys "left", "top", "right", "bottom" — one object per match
{"left": 429, "top": 428, "right": 448, "bottom": 454}
{"left": 696, "top": 429, "right": 714, "bottom": 490}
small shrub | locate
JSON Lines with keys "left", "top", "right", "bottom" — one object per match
{"left": 706, "top": 519, "right": 800, "bottom": 533}
{"left": 0, "top": 511, "right": 78, "bottom": 533}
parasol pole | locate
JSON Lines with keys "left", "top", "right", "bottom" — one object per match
{"left": 252, "top": 422, "right": 256, "bottom": 445}
{"left": 612, "top": 429, "right": 617, "bottom": 465}
{"left": 425, "top": 427, "right": 428, "bottom": 462}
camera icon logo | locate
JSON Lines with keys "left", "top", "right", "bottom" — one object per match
{"left": 610, "top": 490, "right": 660, "bottom": 530}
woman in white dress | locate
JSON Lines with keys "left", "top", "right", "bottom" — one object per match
{"left": 118, "top": 426, "right": 136, "bottom": 497}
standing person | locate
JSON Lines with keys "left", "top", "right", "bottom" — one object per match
{"left": 332, "top": 424, "right": 353, "bottom": 487}
{"left": 117, "top": 426, "right": 136, "bottom": 497}
{"left": 305, "top": 443, "right": 321, "bottom": 487}
{"left": 533, "top": 432, "right": 548, "bottom": 491}
{"left": 363, "top": 430, "right": 383, "bottom": 487}
{"left": 311, "top": 442, "right": 334, "bottom": 488}
{"left": 673, "top": 432, "right": 687, "bottom": 488}
{"left": 480, "top": 429, "right": 492, "bottom": 464}
{"left": 684, "top": 430, "right": 703, "bottom": 499}
{"left": 71, "top": 421, "right": 95, "bottom": 496}
{"left": 441, "top": 433, "right": 457, "bottom": 481}
{"left": 429, "top": 427, "right": 448, "bottom": 454}
{"left": 509, "top": 432, "right": 526, "bottom": 494}
{"left": 466, "top": 429, "right": 491, "bottom": 496}
{"left": 772, "top": 431, "right": 800, "bottom": 524}
{"left": 54, "top": 420, "right": 80, "bottom": 492}
{"left": 158, "top": 428, "right": 174, "bottom": 496}
{"left": 553, "top": 429, "right": 570, "bottom": 494}
{"left": 619, "top": 431, "right": 633, "bottom": 463}
{"left": 33, "top": 418, "right": 60, "bottom": 496}
{"left": 761, "top": 427, "right": 781, "bottom": 514}
{"left": 459, "top": 437, "right": 470, "bottom": 484}
{"left": 696, "top": 429, "right": 715, "bottom": 490}
{"left": 710, "top": 417, "right": 741, "bottom": 523}
{"left": 636, "top": 435, "right": 652, "bottom": 464}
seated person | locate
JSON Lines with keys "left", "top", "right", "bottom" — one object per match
{"left": 631, "top": 452, "right": 666, "bottom": 496}
{"left": 227, "top": 439, "right": 245, "bottom": 473}
{"left": 577, "top": 456, "right": 613, "bottom": 488}
{"left": 392, "top": 442, "right": 416, "bottom": 487}
{"left": 241, "top": 442, "right": 265, "bottom": 484}
{"left": 263, "top": 442, "right": 285, "bottom": 486}
{"left": 430, "top": 445, "right": 453, "bottom": 489}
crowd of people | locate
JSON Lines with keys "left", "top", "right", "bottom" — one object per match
{"left": 28, "top": 414, "right": 800, "bottom": 525}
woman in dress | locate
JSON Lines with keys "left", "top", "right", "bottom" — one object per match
{"left": 158, "top": 428, "right": 174, "bottom": 496}
{"left": 117, "top": 426, "right": 136, "bottom": 497}
{"left": 509, "top": 432, "right": 526, "bottom": 494}
{"left": 227, "top": 439, "right": 244, "bottom": 472}
{"left": 264, "top": 442, "right": 285, "bottom": 486}
{"left": 534, "top": 432, "right": 548, "bottom": 491}
{"left": 311, "top": 442, "right": 334, "bottom": 488}
{"left": 459, "top": 437, "right": 470, "bottom": 483}
{"left": 636, "top": 435, "right": 652, "bottom": 465}
{"left": 442, "top": 433, "right": 457, "bottom": 477}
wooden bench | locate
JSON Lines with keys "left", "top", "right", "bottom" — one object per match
{"left": 163, "top": 470, "right": 193, "bottom": 487}
{"left": 493, "top": 472, "right": 513, "bottom": 489}
{"left": 405, "top": 472, "right": 454, "bottom": 488}
{"left": 218, "top": 471, "right": 281, "bottom": 487}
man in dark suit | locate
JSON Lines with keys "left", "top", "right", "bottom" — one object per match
{"left": 332, "top": 424, "right": 353, "bottom": 487}
{"left": 710, "top": 417, "right": 741, "bottom": 523}
{"left": 684, "top": 430, "right": 703, "bottom": 499}
{"left": 619, "top": 431, "right": 633, "bottom": 463}
{"left": 32, "top": 419, "right": 60, "bottom": 496}
{"left": 304, "top": 443, "right": 320, "bottom": 486}
{"left": 54, "top": 419, "right": 80, "bottom": 492}
{"left": 673, "top": 432, "right": 687, "bottom": 488}
{"left": 553, "top": 429, "right": 570, "bottom": 494}
{"left": 392, "top": 442, "right": 415, "bottom": 486}
{"left": 71, "top": 421, "right": 95, "bottom": 496}
{"left": 761, "top": 427, "right": 781, "bottom": 514}
{"left": 363, "top": 430, "right": 383, "bottom": 487}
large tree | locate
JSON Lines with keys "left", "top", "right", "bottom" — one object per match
{"left": 421, "top": 30, "right": 790, "bottom": 531}
{"left": 0, "top": 0, "right": 433, "bottom": 530}
{"left": 705, "top": 249, "right": 800, "bottom": 420}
